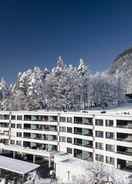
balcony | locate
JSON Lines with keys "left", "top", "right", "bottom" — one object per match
{"left": 117, "top": 120, "right": 132, "bottom": 129}
{"left": 74, "top": 138, "right": 93, "bottom": 148}
{"left": 117, "top": 133, "right": 132, "bottom": 142}
{"left": 24, "top": 115, "right": 49, "bottom": 121}
{"left": 23, "top": 133, "right": 57, "bottom": 142}
{"left": 117, "top": 159, "right": 132, "bottom": 172}
{"left": 0, "top": 123, "right": 9, "bottom": 128}
{"left": 74, "top": 117, "right": 93, "bottom": 125}
{"left": 117, "top": 146, "right": 132, "bottom": 156}
{"left": 24, "top": 124, "right": 57, "bottom": 132}
{"left": 74, "top": 149, "right": 93, "bottom": 161}
{"left": 74, "top": 127, "right": 93, "bottom": 136}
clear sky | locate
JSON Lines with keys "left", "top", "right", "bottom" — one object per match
{"left": 0, "top": 0, "right": 132, "bottom": 82}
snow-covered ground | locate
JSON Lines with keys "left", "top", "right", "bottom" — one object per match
{"left": 35, "top": 177, "right": 57, "bottom": 184}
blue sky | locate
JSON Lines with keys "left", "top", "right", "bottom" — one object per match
{"left": 0, "top": 0, "right": 132, "bottom": 82}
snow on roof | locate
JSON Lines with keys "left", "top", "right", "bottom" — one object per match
{"left": 0, "top": 155, "right": 39, "bottom": 175}
{"left": 1, "top": 103, "right": 132, "bottom": 116}
{"left": 54, "top": 153, "right": 92, "bottom": 169}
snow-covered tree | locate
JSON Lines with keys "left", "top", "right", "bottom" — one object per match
{"left": 78, "top": 58, "right": 91, "bottom": 109}
{"left": 0, "top": 56, "right": 127, "bottom": 111}
{"left": 45, "top": 59, "right": 81, "bottom": 111}
{"left": 71, "top": 162, "right": 128, "bottom": 184}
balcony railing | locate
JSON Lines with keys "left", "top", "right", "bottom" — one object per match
{"left": 23, "top": 136, "right": 57, "bottom": 141}
{"left": 24, "top": 127, "right": 57, "bottom": 132}
{"left": 117, "top": 151, "right": 132, "bottom": 156}
{"left": 117, "top": 125, "right": 132, "bottom": 129}
{"left": 117, "top": 138, "right": 132, "bottom": 142}
{"left": 74, "top": 142, "right": 93, "bottom": 148}
{"left": 74, "top": 131, "right": 92, "bottom": 136}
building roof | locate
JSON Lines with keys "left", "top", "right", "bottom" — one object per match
{"left": 0, "top": 155, "right": 39, "bottom": 175}
{"left": 1, "top": 103, "right": 132, "bottom": 116}
{"left": 0, "top": 144, "right": 56, "bottom": 158}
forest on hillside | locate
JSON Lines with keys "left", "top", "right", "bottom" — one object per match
{"left": 0, "top": 57, "right": 126, "bottom": 111}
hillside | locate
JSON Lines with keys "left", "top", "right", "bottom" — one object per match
{"left": 109, "top": 48, "right": 132, "bottom": 94}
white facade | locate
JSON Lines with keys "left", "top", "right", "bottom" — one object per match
{"left": 0, "top": 108, "right": 131, "bottom": 173}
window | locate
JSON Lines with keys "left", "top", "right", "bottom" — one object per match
{"left": 31, "top": 115, "right": 41, "bottom": 121}
{"left": 74, "top": 128, "right": 92, "bottom": 136}
{"left": 17, "top": 132, "right": 22, "bottom": 137}
{"left": 106, "top": 132, "right": 114, "bottom": 139}
{"left": 67, "top": 148, "right": 72, "bottom": 154}
{"left": 67, "top": 117, "right": 72, "bottom": 123}
{"left": 0, "top": 115, "right": 9, "bottom": 120}
{"left": 4, "top": 115, "right": 10, "bottom": 120}
{"left": 16, "top": 141, "right": 21, "bottom": 146}
{"left": 95, "top": 142, "right": 103, "bottom": 150}
{"left": 96, "top": 154, "right": 104, "bottom": 162}
{"left": 59, "top": 136, "right": 66, "bottom": 142}
{"left": 106, "top": 144, "right": 115, "bottom": 152}
{"left": 49, "top": 116, "right": 57, "bottom": 122}
{"left": 0, "top": 123, "right": 8, "bottom": 128}
{"left": 67, "top": 137, "right": 72, "bottom": 143}
{"left": 60, "top": 117, "right": 66, "bottom": 122}
{"left": 17, "top": 124, "right": 22, "bottom": 129}
{"left": 95, "top": 119, "right": 103, "bottom": 126}
{"left": 17, "top": 116, "right": 22, "bottom": 120}
{"left": 74, "top": 117, "right": 82, "bottom": 124}
{"left": 11, "top": 124, "right": 15, "bottom": 128}
{"left": 10, "top": 140, "right": 15, "bottom": 144}
{"left": 95, "top": 131, "right": 104, "bottom": 138}
{"left": 11, "top": 115, "right": 16, "bottom": 120}
{"left": 24, "top": 115, "right": 31, "bottom": 121}
{"left": 67, "top": 127, "right": 72, "bottom": 133}
{"left": 83, "top": 118, "right": 93, "bottom": 125}
{"left": 105, "top": 120, "right": 113, "bottom": 127}
{"left": 106, "top": 156, "right": 114, "bottom": 165}
{"left": 59, "top": 126, "right": 66, "bottom": 132}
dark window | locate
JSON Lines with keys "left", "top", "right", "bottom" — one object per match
{"left": 67, "top": 148, "right": 72, "bottom": 154}
{"left": 17, "top": 132, "right": 22, "bottom": 137}
{"left": 59, "top": 136, "right": 66, "bottom": 142}
{"left": 67, "top": 137, "right": 72, "bottom": 143}
{"left": 74, "top": 117, "right": 82, "bottom": 124}
{"left": 67, "top": 117, "right": 72, "bottom": 123}
{"left": 11, "top": 124, "right": 15, "bottom": 128}
{"left": 49, "top": 116, "right": 57, "bottom": 122}
{"left": 95, "top": 142, "right": 103, "bottom": 150}
{"left": 17, "top": 116, "right": 22, "bottom": 120}
{"left": 106, "top": 156, "right": 114, "bottom": 165}
{"left": 24, "top": 115, "right": 31, "bottom": 121}
{"left": 10, "top": 140, "right": 15, "bottom": 144}
{"left": 16, "top": 141, "right": 21, "bottom": 146}
{"left": 96, "top": 154, "right": 104, "bottom": 162}
{"left": 0, "top": 115, "right": 9, "bottom": 120}
{"left": 106, "top": 132, "right": 114, "bottom": 139}
{"left": 17, "top": 124, "right": 22, "bottom": 129}
{"left": 95, "top": 119, "right": 103, "bottom": 126}
{"left": 105, "top": 120, "right": 113, "bottom": 127}
{"left": 106, "top": 144, "right": 115, "bottom": 152}
{"left": 60, "top": 117, "right": 66, "bottom": 122}
{"left": 4, "top": 115, "right": 10, "bottom": 120}
{"left": 67, "top": 127, "right": 72, "bottom": 133}
{"left": 59, "top": 126, "right": 66, "bottom": 132}
{"left": 11, "top": 115, "right": 16, "bottom": 120}
{"left": 83, "top": 118, "right": 93, "bottom": 125}
{"left": 95, "top": 131, "right": 104, "bottom": 138}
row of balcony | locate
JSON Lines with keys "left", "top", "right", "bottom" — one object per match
{"left": 23, "top": 133, "right": 57, "bottom": 141}
{"left": 24, "top": 124, "right": 57, "bottom": 132}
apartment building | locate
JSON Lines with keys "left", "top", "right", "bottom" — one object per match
{"left": 0, "top": 107, "right": 131, "bottom": 173}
